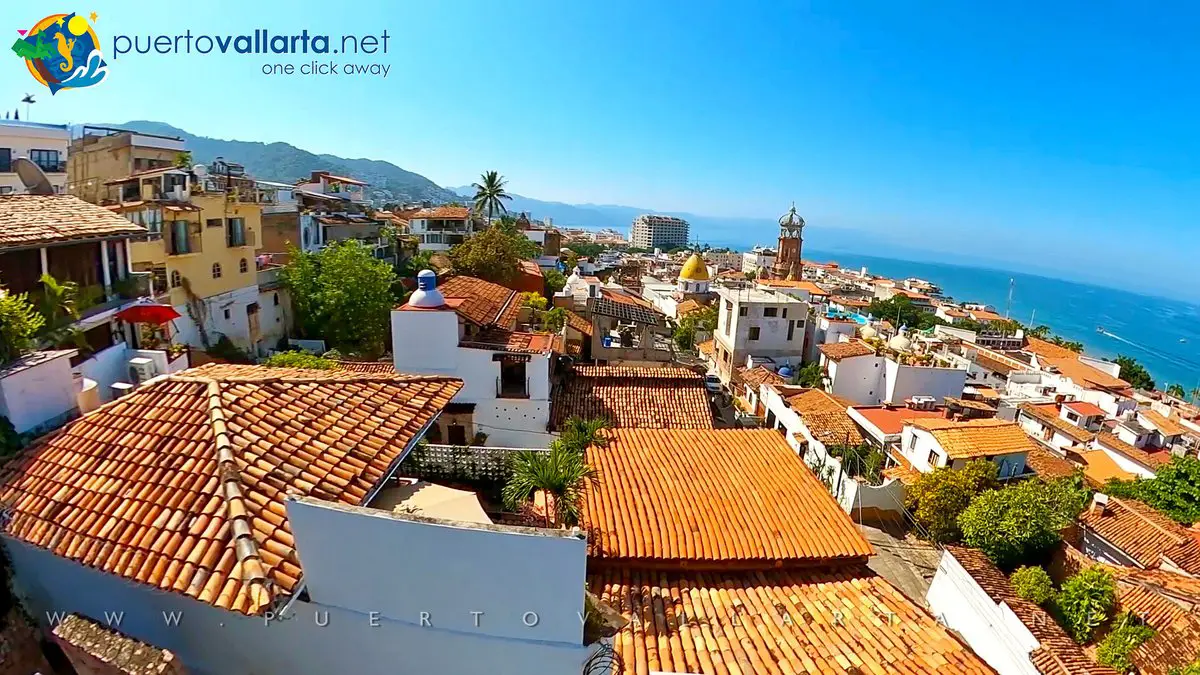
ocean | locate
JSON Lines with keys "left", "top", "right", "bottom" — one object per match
{"left": 793, "top": 249, "right": 1200, "bottom": 391}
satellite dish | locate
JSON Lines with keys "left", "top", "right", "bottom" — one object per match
{"left": 13, "top": 157, "right": 54, "bottom": 195}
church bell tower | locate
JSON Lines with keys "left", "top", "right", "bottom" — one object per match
{"left": 770, "top": 203, "right": 805, "bottom": 280}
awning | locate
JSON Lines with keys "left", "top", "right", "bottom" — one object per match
{"left": 116, "top": 302, "right": 182, "bottom": 325}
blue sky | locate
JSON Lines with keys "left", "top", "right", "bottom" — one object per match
{"left": 11, "top": 2, "right": 1200, "bottom": 298}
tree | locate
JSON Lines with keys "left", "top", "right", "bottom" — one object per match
{"left": 450, "top": 224, "right": 539, "bottom": 284}
{"left": 0, "top": 287, "right": 45, "bottom": 364}
{"left": 541, "top": 307, "right": 567, "bottom": 333}
{"left": 281, "top": 241, "right": 396, "bottom": 358}
{"left": 0, "top": 416, "right": 25, "bottom": 459}
{"left": 673, "top": 303, "right": 717, "bottom": 351}
{"left": 472, "top": 170, "right": 512, "bottom": 224}
{"left": 1105, "top": 456, "right": 1200, "bottom": 525}
{"left": 558, "top": 417, "right": 611, "bottom": 452}
{"left": 502, "top": 440, "right": 597, "bottom": 527}
{"left": 1113, "top": 355, "right": 1155, "bottom": 391}
{"left": 1010, "top": 566, "right": 1055, "bottom": 606}
{"left": 745, "top": 268, "right": 757, "bottom": 280}
{"left": 866, "top": 295, "right": 945, "bottom": 331}
{"left": 1172, "top": 660, "right": 1200, "bottom": 675}
{"left": 35, "top": 274, "right": 86, "bottom": 348}
{"left": 1056, "top": 565, "right": 1116, "bottom": 643}
{"left": 564, "top": 242, "right": 605, "bottom": 259}
{"left": 794, "top": 361, "right": 824, "bottom": 387}
{"left": 174, "top": 151, "right": 193, "bottom": 168}
{"left": 1096, "top": 612, "right": 1155, "bottom": 671}
{"left": 1049, "top": 335, "right": 1084, "bottom": 352}
{"left": 263, "top": 351, "right": 336, "bottom": 370}
{"left": 905, "top": 460, "right": 998, "bottom": 543}
{"left": 1026, "top": 325, "right": 1052, "bottom": 339}
{"left": 544, "top": 268, "right": 566, "bottom": 295}
{"left": 959, "top": 476, "right": 1088, "bottom": 569}
{"left": 400, "top": 250, "right": 436, "bottom": 278}
{"left": 1167, "top": 383, "right": 1187, "bottom": 398}
{"left": 520, "top": 292, "right": 548, "bottom": 311}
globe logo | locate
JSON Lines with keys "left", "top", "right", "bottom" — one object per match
{"left": 11, "top": 12, "right": 107, "bottom": 94}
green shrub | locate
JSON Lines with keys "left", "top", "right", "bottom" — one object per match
{"left": 1010, "top": 566, "right": 1055, "bottom": 606}
{"left": 959, "top": 477, "right": 1088, "bottom": 569}
{"left": 206, "top": 335, "right": 253, "bottom": 364}
{"left": 1056, "top": 566, "right": 1116, "bottom": 643}
{"left": 1170, "top": 661, "right": 1200, "bottom": 675}
{"left": 1096, "top": 613, "right": 1155, "bottom": 671}
{"left": 905, "top": 459, "right": 997, "bottom": 543}
{"left": 263, "top": 351, "right": 336, "bottom": 370}
{"left": 0, "top": 288, "right": 45, "bottom": 364}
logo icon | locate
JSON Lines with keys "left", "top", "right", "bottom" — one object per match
{"left": 11, "top": 12, "right": 106, "bottom": 94}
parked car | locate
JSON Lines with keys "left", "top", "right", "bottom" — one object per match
{"left": 704, "top": 374, "right": 723, "bottom": 394}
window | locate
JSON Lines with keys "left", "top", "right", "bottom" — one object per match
{"left": 151, "top": 266, "right": 167, "bottom": 293}
{"left": 749, "top": 326, "right": 760, "bottom": 341}
{"left": 223, "top": 309, "right": 231, "bottom": 320}
{"left": 206, "top": 218, "right": 224, "bottom": 228}
{"left": 212, "top": 262, "right": 222, "bottom": 279}
{"left": 170, "top": 220, "right": 191, "bottom": 254}
{"left": 170, "top": 270, "right": 182, "bottom": 288}
{"left": 0, "top": 186, "right": 12, "bottom": 195}
{"left": 738, "top": 306, "right": 748, "bottom": 317}
{"left": 29, "top": 149, "right": 61, "bottom": 173}
{"left": 239, "top": 258, "right": 248, "bottom": 274}
{"left": 782, "top": 308, "right": 788, "bottom": 318}
{"left": 273, "top": 292, "right": 279, "bottom": 306}
{"left": 927, "top": 449, "right": 940, "bottom": 467}
{"left": 0, "top": 148, "right": 10, "bottom": 172}
{"left": 498, "top": 360, "right": 528, "bottom": 398}
{"left": 764, "top": 307, "right": 778, "bottom": 317}
{"left": 787, "top": 320, "right": 795, "bottom": 341}
{"left": 226, "top": 218, "right": 246, "bottom": 247}
{"left": 1066, "top": 412, "right": 1079, "bottom": 423}
{"left": 447, "top": 424, "right": 467, "bottom": 446}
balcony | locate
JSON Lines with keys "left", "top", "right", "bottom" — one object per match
{"left": 167, "top": 225, "right": 202, "bottom": 256}
{"left": 496, "top": 376, "right": 530, "bottom": 399}
{"left": 257, "top": 265, "right": 283, "bottom": 289}
{"left": 35, "top": 160, "right": 67, "bottom": 174}
{"left": 226, "top": 227, "right": 257, "bottom": 249}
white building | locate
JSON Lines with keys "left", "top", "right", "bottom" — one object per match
{"left": 0, "top": 120, "right": 69, "bottom": 194}
{"left": 391, "top": 271, "right": 558, "bottom": 447}
{"left": 294, "top": 169, "right": 368, "bottom": 204}
{"left": 629, "top": 214, "right": 688, "bottom": 250}
{"left": 898, "top": 416, "right": 1035, "bottom": 478}
{"left": 819, "top": 332, "right": 968, "bottom": 406}
{"left": 408, "top": 205, "right": 474, "bottom": 252}
{"left": 741, "top": 246, "right": 777, "bottom": 276}
{"left": 711, "top": 286, "right": 808, "bottom": 382}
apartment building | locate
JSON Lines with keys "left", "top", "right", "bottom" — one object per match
{"left": 711, "top": 286, "right": 809, "bottom": 382}
{"left": 0, "top": 120, "right": 68, "bottom": 194}
{"left": 408, "top": 205, "right": 473, "bottom": 252}
{"left": 629, "top": 213, "right": 688, "bottom": 250}
{"left": 67, "top": 125, "right": 186, "bottom": 204}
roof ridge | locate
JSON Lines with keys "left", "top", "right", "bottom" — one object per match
{"left": 1108, "top": 496, "right": 1189, "bottom": 542}
{"left": 170, "top": 371, "right": 456, "bottom": 384}
{"left": 203, "top": 380, "right": 272, "bottom": 613}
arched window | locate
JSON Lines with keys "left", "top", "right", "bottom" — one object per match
{"left": 212, "top": 262, "right": 222, "bottom": 279}
{"left": 273, "top": 292, "right": 279, "bottom": 306}
{"left": 170, "top": 270, "right": 182, "bottom": 288}
{"left": 239, "top": 258, "right": 248, "bottom": 274}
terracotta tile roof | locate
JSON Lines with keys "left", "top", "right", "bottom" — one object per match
{"left": 946, "top": 546, "right": 1119, "bottom": 675}
{"left": 333, "top": 360, "right": 395, "bottom": 374}
{"left": 758, "top": 279, "right": 828, "bottom": 295}
{"left": 1093, "top": 431, "right": 1173, "bottom": 468}
{"left": 1025, "top": 446, "right": 1079, "bottom": 480}
{"left": 975, "top": 351, "right": 1026, "bottom": 376}
{"left": 945, "top": 396, "right": 999, "bottom": 413}
{"left": 550, "top": 367, "right": 713, "bottom": 430}
{"left": 695, "top": 339, "right": 713, "bottom": 357}
{"left": 52, "top": 614, "right": 178, "bottom": 675}
{"left": 1132, "top": 612, "right": 1200, "bottom": 675}
{"left": 818, "top": 339, "right": 876, "bottom": 361}
{"left": 911, "top": 417, "right": 1042, "bottom": 460}
{"left": 1025, "top": 337, "right": 1081, "bottom": 359}
{"left": 786, "top": 389, "right": 863, "bottom": 447}
{"left": 1079, "top": 497, "right": 1197, "bottom": 571}
{"left": 411, "top": 205, "right": 470, "bottom": 220}
{"left": 600, "top": 286, "right": 655, "bottom": 309}
{"left": 462, "top": 328, "right": 558, "bottom": 354}
{"left": 969, "top": 309, "right": 1005, "bottom": 322}
{"left": 564, "top": 309, "right": 593, "bottom": 337}
{"left": 0, "top": 364, "right": 462, "bottom": 616}
{"left": 882, "top": 452, "right": 923, "bottom": 485}
{"left": 1020, "top": 403, "right": 1097, "bottom": 444}
{"left": 1028, "top": 344, "right": 1132, "bottom": 391}
{"left": 0, "top": 195, "right": 148, "bottom": 250}
{"left": 736, "top": 365, "right": 787, "bottom": 389}
{"left": 1141, "top": 409, "right": 1188, "bottom": 437}
{"left": 831, "top": 295, "right": 870, "bottom": 308}
{"left": 1064, "top": 401, "right": 1107, "bottom": 418}
{"left": 591, "top": 566, "right": 994, "bottom": 675}
{"left": 436, "top": 275, "right": 520, "bottom": 328}
{"left": 1111, "top": 566, "right": 1200, "bottom": 630}
{"left": 581, "top": 429, "right": 873, "bottom": 564}
{"left": 674, "top": 298, "right": 702, "bottom": 317}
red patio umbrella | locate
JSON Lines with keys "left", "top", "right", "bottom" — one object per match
{"left": 116, "top": 302, "right": 182, "bottom": 325}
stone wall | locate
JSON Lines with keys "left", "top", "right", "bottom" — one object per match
{"left": 51, "top": 614, "right": 184, "bottom": 675}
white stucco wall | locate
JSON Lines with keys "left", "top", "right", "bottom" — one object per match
{"left": 884, "top": 359, "right": 967, "bottom": 406}
{"left": 73, "top": 342, "right": 133, "bottom": 403}
{"left": 255, "top": 287, "right": 292, "bottom": 356}
{"left": 1079, "top": 529, "right": 1144, "bottom": 569}
{"left": 4, "top": 498, "right": 596, "bottom": 675}
{"left": 0, "top": 352, "right": 77, "bottom": 433}
{"left": 826, "top": 354, "right": 884, "bottom": 405}
{"left": 926, "top": 552, "right": 1042, "bottom": 675}
{"left": 171, "top": 284, "right": 260, "bottom": 351}
{"left": 1095, "top": 444, "right": 1157, "bottom": 479}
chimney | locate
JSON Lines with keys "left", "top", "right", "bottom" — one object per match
{"left": 311, "top": 170, "right": 328, "bottom": 182}
{"left": 1090, "top": 493, "right": 1110, "bottom": 517}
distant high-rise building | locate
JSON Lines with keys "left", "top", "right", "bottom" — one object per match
{"left": 630, "top": 214, "right": 689, "bottom": 250}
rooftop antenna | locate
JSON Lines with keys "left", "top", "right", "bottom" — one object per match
{"left": 13, "top": 157, "right": 54, "bottom": 195}
{"left": 20, "top": 93, "right": 34, "bottom": 121}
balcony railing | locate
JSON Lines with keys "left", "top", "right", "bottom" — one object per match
{"left": 227, "top": 228, "right": 257, "bottom": 248}
{"left": 168, "top": 225, "right": 202, "bottom": 256}
{"left": 35, "top": 160, "right": 67, "bottom": 174}
{"left": 496, "top": 376, "right": 530, "bottom": 399}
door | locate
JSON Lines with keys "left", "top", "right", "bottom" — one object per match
{"left": 246, "top": 302, "right": 260, "bottom": 343}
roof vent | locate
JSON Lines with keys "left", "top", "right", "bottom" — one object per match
{"left": 407, "top": 270, "right": 446, "bottom": 309}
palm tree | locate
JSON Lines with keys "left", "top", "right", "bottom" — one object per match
{"left": 1167, "top": 383, "right": 1187, "bottom": 398}
{"left": 471, "top": 171, "right": 512, "bottom": 225}
{"left": 1191, "top": 387, "right": 1200, "bottom": 405}
{"left": 559, "top": 417, "right": 611, "bottom": 452}
{"left": 503, "top": 441, "right": 597, "bottom": 527}
{"left": 402, "top": 249, "right": 436, "bottom": 277}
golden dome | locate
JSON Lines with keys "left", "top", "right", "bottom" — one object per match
{"left": 679, "top": 253, "right": 711, "bottom": 282}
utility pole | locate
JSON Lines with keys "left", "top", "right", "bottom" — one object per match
{"left": 1005, "top": 278, "right": 1014, "bottom": 319}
